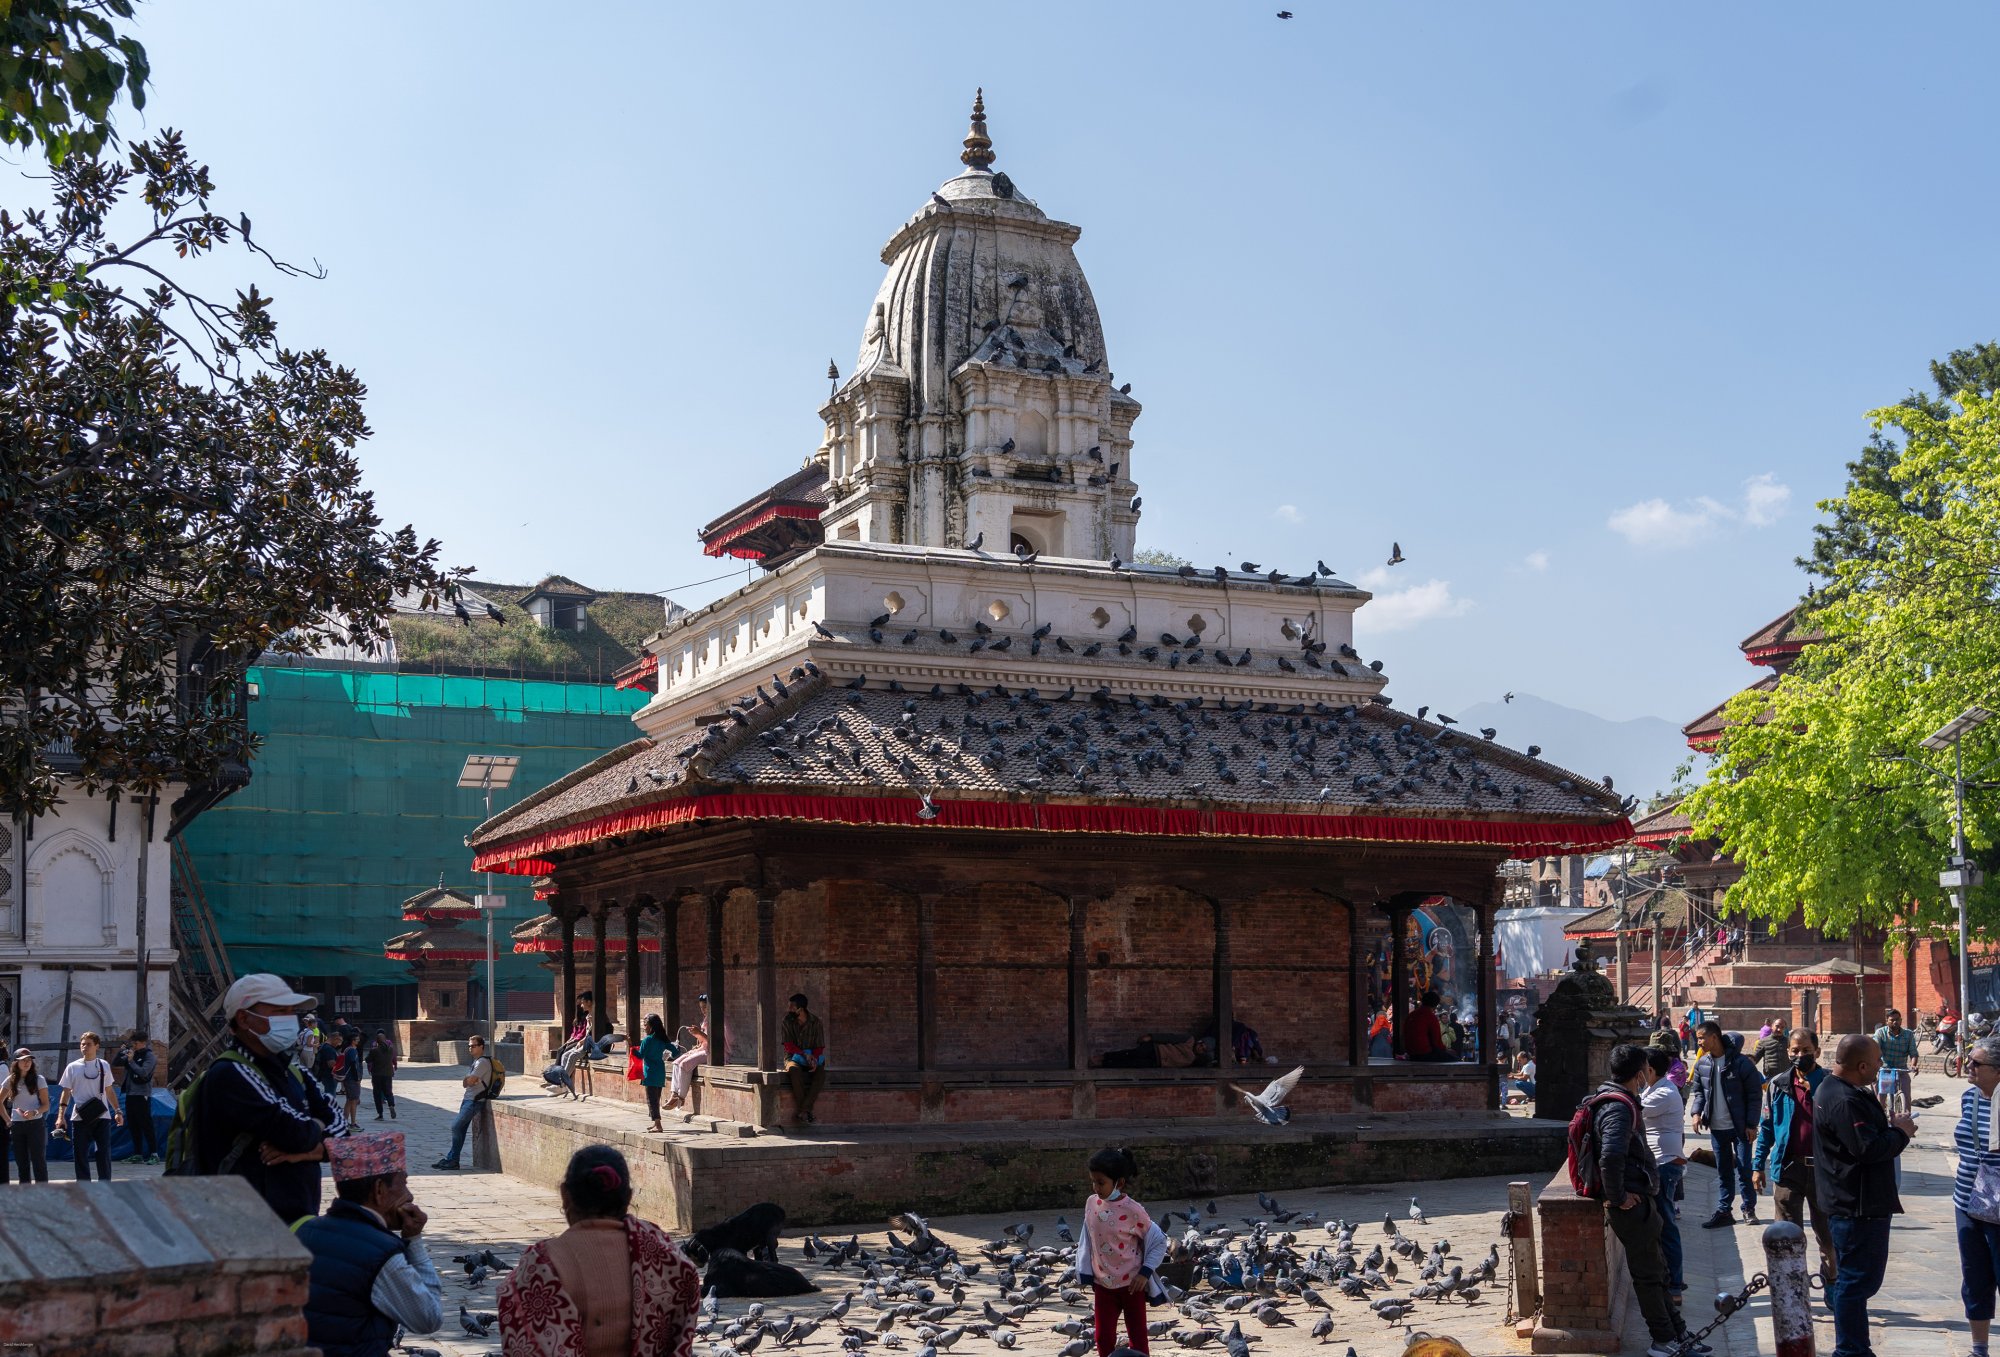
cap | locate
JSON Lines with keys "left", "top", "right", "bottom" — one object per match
{"left": 11, "top": 1048, "right": 30, "bottom": 1061}
{"left": 328, "top": 1132, "right": 405, "bottom": 1182}
{"left": 221, "top": 973, "right": 317, "bottom": 1018}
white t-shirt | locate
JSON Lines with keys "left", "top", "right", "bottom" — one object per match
{"left": 1641, "top": 1077, "right": 1686, "bottom": 1163}
{"left": 1521, "top": 1059, "right": 1537, "bottom": 1082}
{"left": 59, "top": 1057, "right": 115, "bottom": 1113}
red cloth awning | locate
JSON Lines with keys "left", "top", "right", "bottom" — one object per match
{"left": 613, "top": 653, "right": 659, "bottom": 691}
{"left": 471, "top": 792, "right": 1633, "bottom": 876}
{"left": 701, "top": 504, "right": 824, "bottom": 559}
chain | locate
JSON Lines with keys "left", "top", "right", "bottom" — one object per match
{"left": 1497, "top": 1209, "right": 1536, "bottom": 1326}
{"left": 1665, "top": 1272, "right": 1769, "bottom": 1354}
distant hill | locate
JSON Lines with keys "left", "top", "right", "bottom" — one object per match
{"left": 1456, "top": 693, "right": 1688, "bottom": 800}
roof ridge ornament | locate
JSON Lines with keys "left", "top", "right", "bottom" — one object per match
{"left": 960, "top": 88, "right": 995, "bottom": 170}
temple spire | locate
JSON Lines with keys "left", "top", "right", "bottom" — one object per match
{"left": 960, "top": 88, "right": 994, "bottom": 170}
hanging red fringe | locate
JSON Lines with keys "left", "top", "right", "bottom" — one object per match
{"left": 471, "top": 792, "right": 1633, "bottom": 876}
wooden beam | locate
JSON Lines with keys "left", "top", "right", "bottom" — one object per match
{"left": 707, "top": 893, "right": 726, "bottom": 1064}
{"left": 559, "top": 908, "right": 578, "bottom": 1030}
{"left": 623, "top": 900, "right": 643, "bottom": 1047}
{"left": 1212, "top": 897, "right": 1234, "bottom": 1071}
{"left": 1347, "top": 899, "right": 1365, "bottom": 1067}
{"left": 1068, "top": 897, "right": 1089, "bottom": 1072}
{"left": 1390, "top": 901, "right": 1409, "bottom": 1058}
{"left": 663, "top": 896, "right": 682, "bottom": 1041}
{"left": 589, "top": 903, "right": 610, "bottom": 1039}
{"left": 1477, "top": 887, "right": 1499, "bottom": 1111}
{"left": 916, "top": 894, "right": 937, "bottom": 1071}
{"left": 756, "top": 895, "right": 779, "bottom": 1072}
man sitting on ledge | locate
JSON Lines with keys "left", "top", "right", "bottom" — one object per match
{"left": 781, "top": 993, "right": 827, "bottom": 1126}
{"left": 1403, "top": 990, "right": 1456, "bottom": 1062}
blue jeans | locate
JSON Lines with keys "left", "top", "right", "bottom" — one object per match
{"left": 1826, "top": 1215, "right": 1892, "bottom": 1357}
{"left": 1655, "top": 1160, "right": 1686, "bottom": 1293}
{"left": 1710, "top": 1130, "right": 1756, "bottom": 1215}
{"left": 445, "top": 1094, "right": 481, "bottom": 1165}
{"left": 1958, "top": 1206, "right": 2000, "bottom": 1322}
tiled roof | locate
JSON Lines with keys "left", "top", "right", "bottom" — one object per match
{"left": 470, "top": 669, "right": 1627, "bottom": 853}
{"left": 383, "top": 922, "right": 487, "bottom": 962}
{"left": 699, "top": 462, "right": 832, "bottom": 541}
{"left": 1739, "top": 606, "right": 1822, "bottom": 665}
{"left": 1564, "top": 887, "right": 1690, "bottom": 935}
{"left": 509, "top": 911, "right": 657, "bottom": 953}
{"left": 1630, "top": 801, "right": 1693, "bottom": 847}
{"left": 1683, "top": 675, "right": 1779, "bottom": 746}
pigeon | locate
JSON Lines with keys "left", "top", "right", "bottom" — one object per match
{"left": 460, "top": 1304, "right": 496, "bottom": 1336}
{"left": 1057, "top": 1216, "right": 1075, "bottom": 1243}
{"left": 1059, "top": 1342, "right": 1093, "bottom": 1357}
{"left": 968, "top": 532, "right": 984, "bottom": 551}
{"left": 1503, "top": 691, "right": 1515, "bottom": 703}
{"left": 463, "top": 1264, "right": 491, "bottom": 1288}
{"left": 1276, "top": 8, "right": 1294, "bottom": 15}
{"left": 1231, "top": 1065, "right": 1304, "bottom": 1124}
{"left": 1526, "top": 744, "right": 1541, "bottom": 757}
{"left": 814, "top": 622, "right": 838, "bottom": 639}
{"left": 1131, "top": 496, "right": 1142, "bottom": 511}
{"left": 1316, "top": 560, "right": 1335, "bottom": 576}
{"left": 1309, "top": 1315, "right": 1333, "bottom": 1343}
{"left": 1407, "top": 1196, "right": 1426, "bottom": 1226}
{"left": 1386, "top": 542, "right": 1406, "bottom": 566}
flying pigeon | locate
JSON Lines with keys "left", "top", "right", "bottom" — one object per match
{"left": 1386, "top": 542, "right": 1406, "bottom": 566}
{"left": 1231, "top": 1065, "right": 1304, "bottom": 1124}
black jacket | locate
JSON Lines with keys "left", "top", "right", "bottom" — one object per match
{"left": 192, "top": 1037, "right": 346, "bottom": 1224}
{"left": 1812, "top": 1072, "right": 1907, "bottom": 1218}
{"left": 1592, "top": 1080, "right": 1659, "bottom": 1202}
{"left": 1690, "top": 1033, "right": 1764, "bottom": 1134}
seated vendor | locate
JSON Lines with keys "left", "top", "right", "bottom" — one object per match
{"left": 1098, "top": 1033, "right": 1214, "bottom": 1068}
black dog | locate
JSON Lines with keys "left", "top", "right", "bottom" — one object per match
{"left": 701, "top": 1247, "right": 818, "bottom": 1298}
{"left": 683, "top": 1201, "right": 787, "bottom": 1265}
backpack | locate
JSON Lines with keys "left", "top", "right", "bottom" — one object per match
{"left": 476, "top": 1053, "right": 507, "bottom": 1101}
{"left": 1565, "top": 1088, "right": 1640, "bottom": 1199}
{"left": 163, "top": 1049, "right": 301, "bottom": 1177}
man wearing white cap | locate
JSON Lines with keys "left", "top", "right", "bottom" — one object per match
{"left": 296, "top": 1131, "right": 442, "bottom": 1357}
{"left": 186, "top": 973, "right": 347, "bottom": 1223}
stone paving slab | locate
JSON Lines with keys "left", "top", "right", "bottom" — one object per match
{"left": 30, "top": 1063, "right": 1986, "bottom": 1355}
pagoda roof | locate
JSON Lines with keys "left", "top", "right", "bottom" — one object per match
{"left": 469, "top": 670, "right": 1632, "bottom": 875}
{"left": 1684, "top": 674, "right": 1779, "bottom": 751}
{"left": 384, "top": 923, "right": 488, "bottom": 963}
{"left": 698, "top": 462, "right": 830, "bottom": 566}
{"left": 1784, "top": 958, "right": 1888, "bottom": 984}
{"left": 1630, "top": 800, "right": 1693, "bottom": 849}
{"left": 1740, "top": 606, "right": 1822, "bottom": 668}
{"left": 1562, "top": 886, "right": 1691, "bottom": 936}
{"left": 400, "top": 884, "right": 479, "bottom": 922}
{"left": 510, "top": 912, "right": 659, "bottom": 954}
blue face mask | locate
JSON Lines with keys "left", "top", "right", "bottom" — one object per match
{"left": 258, "top": 1014, "right": 301, "bottom": 1056}
{"left": 1106, "top": 1188, "right": 1124, "bottom": 1201}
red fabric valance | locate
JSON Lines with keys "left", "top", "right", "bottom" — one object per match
{"left": 700, "top": 504, "right": 824, "bottom": 559}
{"left": 612, "top": 654, "right": 659, "bottom": 691}
{"left": 513, "top": 937, "right": 660, "bottom": 955}
{"left": 471, "top": 792, "right": 1633, "bottom": 876}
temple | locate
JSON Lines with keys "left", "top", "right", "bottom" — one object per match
{"left": 467, "top": 95, "right": 1632, "bottom": 1142}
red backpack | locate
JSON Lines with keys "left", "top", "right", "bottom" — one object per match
{"left": 1565, "top": 1088, "right": 1640, "bottom": 1199}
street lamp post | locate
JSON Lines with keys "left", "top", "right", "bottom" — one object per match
{"left": 457, "top": 755, "right": 520, "bottom": 1042}
{"left": 1923, "top": 707, "right": 1991, "bottom": 1019}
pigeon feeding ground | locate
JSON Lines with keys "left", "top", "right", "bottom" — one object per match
{"left": 691, "top": 1183, "right": 1520, "bottom": 1357}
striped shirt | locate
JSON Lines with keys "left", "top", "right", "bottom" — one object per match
{"left": 1954, "top": 1086, "right": 1997, "bottom": 1212}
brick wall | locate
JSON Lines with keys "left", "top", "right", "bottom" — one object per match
{"left": 1087, "top": 887, "right": 1213, "bottom": 1058}
{"left": 0, "top": 1177, "right": 315, "bottom": 1357}
{"left": 1532, "top": 1166, "right": 1627, "bottom": 1353}
{"left": 779, "top": 881, "right": 918, "bottom": 1068}
{"left": 1233, "top": 891, "right": 1350, "bottom": 1062}
{"left": 933, "top": 886, "right": 1068, "bottom": 1068}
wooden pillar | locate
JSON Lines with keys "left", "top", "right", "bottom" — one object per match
{"left": 1347, "top": 901, "right": 1366, "bottom": 1066}
{"left": 623, "top": 901, "right": 644, "bottom": 1044}
{"left": 755, "top": 896, "right": 779, "bottom": 1072}
{"left": 917, "top": 894, "right": 938, "bottom": 1071}
{"left": 706, "top": 893, "right": 727, "bottom": 1065}
{"left": 1390, "top": 900, "right": 1410, "bottom": 1058}
{"left": 1477, "top": 891, "right": 1499, "bottom": 1110}
{"left": 1068, "top": 897, "right": 1089, "bottom": 1072}
{"left": 590, "top": 903, "right": 610, "bottom": 1038}
{"left": 559, "top": 908, "right": 578, "bottom": 1030}
{"left": 1212, "top": 897, "right": 1234, "bottom": 1067}
{"left": 663, "top": 897, "right": 682, "bottom": 1040}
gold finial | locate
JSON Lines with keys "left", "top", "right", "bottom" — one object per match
{"left": 960, "top": 88, "right": 995, "bottom": 170}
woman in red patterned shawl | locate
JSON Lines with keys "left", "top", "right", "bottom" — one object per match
{"left": 499, "top": 1145, "right": 699, "bottom": 1357}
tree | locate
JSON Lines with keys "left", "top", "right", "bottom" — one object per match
{"left": 1683, "top": 370, "right": 2000, "bottom": 934}
{"left": 1, "top": 132, "right": 464, "bottom": 817}
{"left": 0, "top": 0, "right": 150, "bottom": 164}
{"left": 1131, "top": 547, "right": 1190, "bottom": 569}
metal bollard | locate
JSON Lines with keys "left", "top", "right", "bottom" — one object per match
{"left": 1763, "top": 1219, "right": 1815, "bottom": 1357}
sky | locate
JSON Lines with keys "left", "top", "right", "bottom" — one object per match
{"left": 54, "top": 2, "right": 2000, "bottom": 724}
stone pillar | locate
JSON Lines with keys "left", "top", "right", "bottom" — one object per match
{"left": 917, "top": 894, "right": 938, "bottom": 1071}
{"left": 559, "top": 908, "right": 578, "bottom": 1032}
{"left": 623, "top": 901, "right": 644, "bottom": 1045}
{"left": 1650, "top": 912, "right": 1664, "bottom": 1018}
{"left": 1477, "top": 891, "right": 1498, "bottom": 1110}
{"left": 1532, "top": 938, "right": 1651, "bottom": 1123}
{"left": 755, "top": 896, "right": 779, "bottom": 1072}
{"left": 589, "top": 904, "right": 610, "bottom": 1039}
{"left": 1211, "top": 897, "right": 1233, "bottom": 1069}
{"left": 706, "top": 893, "right": 726, "bottom": 1064}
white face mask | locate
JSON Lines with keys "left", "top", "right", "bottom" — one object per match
{"left": 258, "top": 1014, "right": 301, "bottom": 1056}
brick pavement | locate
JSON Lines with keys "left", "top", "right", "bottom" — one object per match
{"left": 36, "top": 1062, "right": 1988, "bottom": 1354}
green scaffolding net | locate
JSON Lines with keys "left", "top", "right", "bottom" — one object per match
{"left": 177, "top": 664, "right": 648, "bottom": 993}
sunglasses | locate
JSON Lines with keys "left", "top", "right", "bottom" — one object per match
{"left": 1969, "top": 1060, "right": 1999, "bottom": 1073}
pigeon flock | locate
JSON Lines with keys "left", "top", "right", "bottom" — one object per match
{"left": 646, "top": 1191, "right": 1493, "bottom": 1357}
